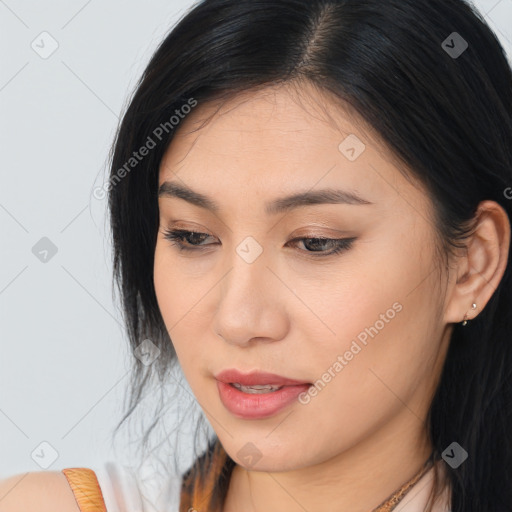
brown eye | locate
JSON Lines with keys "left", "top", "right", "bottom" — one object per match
{"left": 163, "top": 228, "right": 356, "bottom": 257}
{"left": 163, "top": 229, "right": 215, "bottom": 251}
{"left": 287, "top": 237, "right": 357, "bottom": 256}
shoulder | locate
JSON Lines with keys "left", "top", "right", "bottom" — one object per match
{"left": 0, "top": 471, "right": 81, "bottom": 512}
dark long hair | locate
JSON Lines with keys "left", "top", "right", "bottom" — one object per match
{"left": 106, "top": 0, "right": 512, "bottom": 510}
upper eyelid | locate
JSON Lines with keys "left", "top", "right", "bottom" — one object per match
{"left": 162, "top": 228, "right": 356, "bottom": 258}
{"left": 162, "top": 229, "right": 356, "bottom": 250}
{"left": 165, "top": 228, "right": 347, "bottom": 240}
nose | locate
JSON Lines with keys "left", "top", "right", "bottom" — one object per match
{"left": 213, "top": 251, "right": 289, "bottom": 347}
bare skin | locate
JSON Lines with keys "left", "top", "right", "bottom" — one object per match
{"left": 1, "top": 81, "right": 507, "bottom": 512}
{"left": 153, "top": 81, "right": 510, "bottom": 512}
{"left": 0, "top": 472, "right": 80, "bottom": 511}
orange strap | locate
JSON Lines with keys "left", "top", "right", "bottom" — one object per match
{"left": 61, "top": 468, "right": 107, "bottom": 512}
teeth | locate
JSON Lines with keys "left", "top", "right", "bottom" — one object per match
{"left": 232, "top": 383, "right": 283, "bottom": 393}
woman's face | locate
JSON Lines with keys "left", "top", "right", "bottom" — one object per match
{"left": 154, "top": 83, "right": 453, "bottom": 472}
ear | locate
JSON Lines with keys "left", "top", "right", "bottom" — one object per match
{"left": 443, "top": 200, "right": 511, "bottom": 324}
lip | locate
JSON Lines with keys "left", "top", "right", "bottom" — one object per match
{"left": 214, "top": 369, "right": 310, "bottom": 386}
{"left": 216, "top": 381, "right": 311, "bottom": 419}
{"left": 214, "top": 369, "right": 312, "bottom": 419}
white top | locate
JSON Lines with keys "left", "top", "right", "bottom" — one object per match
{"left": 92, "top": 461, "right": 183, "bottom": 512}
{"left": 91, "top": 460, "right": 451, "bottom": 512}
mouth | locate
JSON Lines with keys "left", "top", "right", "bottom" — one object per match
{"left": 214, "top": 369, "right": 313, "bottom": 419}
{"left": 214, "top": 368, "right": 311, "bottom": 387}
{"left": 229, "top": 382, "right": 286, "bottom": 393}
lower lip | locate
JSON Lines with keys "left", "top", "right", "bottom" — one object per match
{"left": 216, "top": 381, "right": 311, "bottom": 419}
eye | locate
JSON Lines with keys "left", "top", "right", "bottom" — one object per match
{"left": 289, "top": 236, "right": 356, "bottom": 256}
{"left": 162, "top": 228, "right": 356, "bottom": 257}
{"left": 162, "top": 229, "right": 216, "bottom": 251}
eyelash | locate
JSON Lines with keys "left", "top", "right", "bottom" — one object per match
{"left": 162, "top": 228, "right": 356, "bottom": 257}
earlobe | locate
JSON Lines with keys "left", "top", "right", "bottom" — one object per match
{"left": 443, "top": 200, "right": 511, "bottom": 326}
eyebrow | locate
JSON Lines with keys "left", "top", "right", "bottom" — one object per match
{"left": 158, "top": 181, "right": 374, "bottom": 215}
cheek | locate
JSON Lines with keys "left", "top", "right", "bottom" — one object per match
{"left": 153, "top": 246, "right": 193, "bottom": 357}
{"left": 153, "top": 242, "right": 216, "bottom": 377}
{"left": 153, "top": 241, "right": 203, "bottom": 320}
{"left": 305, "top": 240, "right": 438, "bottom": 396}
{"left": 313, "top": 303, "right": 439, "bottom": 436}
{"left": 153, "top": 245, "right": 178, "bottom": 323}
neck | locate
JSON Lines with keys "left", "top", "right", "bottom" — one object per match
{"left": 223, "top": 411, "right": 436, "bottom": 512}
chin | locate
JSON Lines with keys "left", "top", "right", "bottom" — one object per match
{"left": 221, "top": 438, "right": 313, "bottom": 473}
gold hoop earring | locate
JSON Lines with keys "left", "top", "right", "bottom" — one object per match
{"left": 461, "top": 303, "right": 477, "bottom": 326}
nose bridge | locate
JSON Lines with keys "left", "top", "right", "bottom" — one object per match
{"left": 225, "top": 232, "right": 269, "bottom": 294}
{"left": 219, "top": 240, "right": 269, "bottom": 320}
{"left": 213, "top": 237, "right": 287, "bottom": 345}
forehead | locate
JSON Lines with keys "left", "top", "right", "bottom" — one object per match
{"left": 158, "top": 82, "right": 429, "bottom": 216}
{"left": 161, "top": 82, "right": 372, "bottom": 166}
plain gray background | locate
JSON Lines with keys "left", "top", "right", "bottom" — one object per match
{"left": 1, "top": 0, "right": 511, "bottom": 487}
